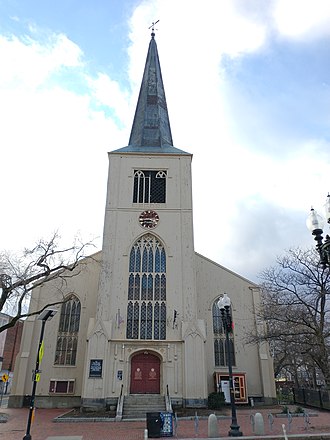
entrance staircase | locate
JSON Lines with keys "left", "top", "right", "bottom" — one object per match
{"left": 122, "top": 394, "right": 166, "bottom": 420}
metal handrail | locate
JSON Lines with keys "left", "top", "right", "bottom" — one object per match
{"left": 116, "top": 384, "right": 124, "bottom": 421}
{"left": 165, "top": 384, "right": 172, "bottom": 412}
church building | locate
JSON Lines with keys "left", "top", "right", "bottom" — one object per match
{"left": 9, "top": 32, "right": 276, "bottom": 412}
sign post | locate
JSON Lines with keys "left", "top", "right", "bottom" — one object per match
{"left": 0, "top": 373, "right": 9, "bottom": 407}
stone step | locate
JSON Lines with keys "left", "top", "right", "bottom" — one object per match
{"left": 123, "top": 405, "right": 166, "bottom": 411}
{"left": 122, "top": 394, "right": 166, "bottom": 420}
{"left": 124, "top": 401, "right": 165, "bottom": 406}
{"left": 124, "top": 406, "right": 165, "bottom": 412}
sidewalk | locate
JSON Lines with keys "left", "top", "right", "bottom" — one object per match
{"left": 1, "top": 405, "right": 330, "bottom": 440}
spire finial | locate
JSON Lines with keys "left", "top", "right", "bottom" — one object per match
{"left": 148, "top": 20, "right": 159, "bottom": 38}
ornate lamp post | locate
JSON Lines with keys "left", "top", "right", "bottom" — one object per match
{"left": 23, "top": 309, "right": 57, "bottom": 440}
{"left": 217, "top": 293, "right": 243, "bottom": 437}
{"left": 306, "top": 194, "right": 330, "bottom": 268}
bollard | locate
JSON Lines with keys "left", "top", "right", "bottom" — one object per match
{"left": 282, "top": 423, "right": 288, "bottom": 440}
{"left": 250, "top": 414, "right": 255, "bottom": 433}
{"left": 287, "top": 411, "right": 292, "bottom": 432}
{"left": 174, "top": 412, "right": 178, "bottom": 438}
{"left": 268, "top": 413, "right": 274, "bottom": 432}
{"left": 304, "top": 412, "right": 310, "bottom": 431}
{"left": 254, "top": 412, "right": 265, "bottom": 436}
{"left": 207, "top": 413, "right": 219, "bottom": 438}
{"left": 144, "top": 428, "right": 148, "bottom": 440}
{"left": 194, "top": 411, "right": 199, "bottom": 437}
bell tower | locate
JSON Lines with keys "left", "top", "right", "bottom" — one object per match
{"left": 82, "top": 31, "right": 207, "bottom": 408}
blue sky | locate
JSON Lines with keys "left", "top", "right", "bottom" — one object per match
{"left": 1, "top": 0, "right": 330, "bottom": 281}
{"left": 0, "top": 0, "right": 134, "bottom": 78}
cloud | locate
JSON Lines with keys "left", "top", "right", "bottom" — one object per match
{"left": 0, "top": 32, "right": 83, "bottom": 89}
{"left": 87, "top": 73, "right": 131, "bottom": 124}
{"left": 273, "top": 0, "right": 330, "bottom": 40}
{"left": 0, "top": 26, "right": 127, "bottom": 252}
{"left": 222, "top": 198, "right": 310, "bottom": 280}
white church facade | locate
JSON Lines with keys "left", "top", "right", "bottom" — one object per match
{"left": 9, "top": 33, "right": 276, "bottom": 410}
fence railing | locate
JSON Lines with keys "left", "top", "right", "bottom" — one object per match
{"left": 294, "top": 388, "right": 330, "bottom": 410}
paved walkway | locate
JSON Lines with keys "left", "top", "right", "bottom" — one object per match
{"left": 0, "top": 405, "right": 330, "bottom": 440}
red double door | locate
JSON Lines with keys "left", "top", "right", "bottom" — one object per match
{"left": 130, "top": 353, "right": 160, "bottom": 394}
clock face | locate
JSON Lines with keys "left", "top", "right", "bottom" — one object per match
{"left": 139, "top": 210, "right": 159, "bottom": 229}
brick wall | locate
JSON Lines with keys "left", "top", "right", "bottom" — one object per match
{"left": 2, "top": 321, "right": 23, "bottom": 371}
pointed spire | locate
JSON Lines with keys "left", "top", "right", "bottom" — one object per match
{"left": 128, "top": 33, "right": 173, "bottom": 149}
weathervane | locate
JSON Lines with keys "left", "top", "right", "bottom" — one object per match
{"left": 149, "top": 19, "right": 159, "bottom": 38}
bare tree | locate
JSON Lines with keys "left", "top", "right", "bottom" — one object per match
{"left": 252, "top": 247, "right": 330, "bottom": 388}
{"left": 0, "top": 232, "right": 95, "bottom": 333}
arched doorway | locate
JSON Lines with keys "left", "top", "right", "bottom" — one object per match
{"left": 130, "top": 352, "right": 160, "bottom": 394}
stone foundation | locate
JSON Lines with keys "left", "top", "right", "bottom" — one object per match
{"left": 8, "top": 394, "right": 81, "bottom": 409}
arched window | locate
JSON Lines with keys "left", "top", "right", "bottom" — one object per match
{"left": 212, "top": 299, "right": 236, "bottom": 367}
{"left": 54, "top": 295, "right": 81, "bottom": 365}
{"left": 133, "top": 170, "right": 167, "bottom": 203}
{"left": 127, "top": 234, "right": 166, "bottom": 340}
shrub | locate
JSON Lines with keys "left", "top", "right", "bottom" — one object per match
{"left": 208, "top": 392, "right": 225, "bottom": 409}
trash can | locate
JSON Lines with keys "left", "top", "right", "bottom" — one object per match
{"left": 147, "top": 412, "right": 162, "bottom": 438}
{"left": 23, "top": 395, "right": 31, "bottom": 407}
{"left": 160, "top": 412, "right": 173, "bottom": 437}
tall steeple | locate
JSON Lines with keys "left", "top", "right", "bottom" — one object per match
{"left": 128, "top": 31, "right": 173, "bottom": 149}
{"left": 113, "top": 30, "right": 189, "bottom": 155}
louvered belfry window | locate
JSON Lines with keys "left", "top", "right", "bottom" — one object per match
{"left": 212, "top": 300, "right": 236, "bottom": 367}
{"left": 126, "top": 234, "right": 166, "bottom": 340}
{"left": 54, "top": 295, "right": 81, "bottom": 365}
{"left": 133, "top": 170, "right": 167, "bottom": 203}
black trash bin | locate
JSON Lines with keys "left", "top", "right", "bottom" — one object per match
{"left": 23, "top": 395, "right": 31, "bottom": 407}
{"left": 146, "top": 412, "right": 162, "bottom": 438}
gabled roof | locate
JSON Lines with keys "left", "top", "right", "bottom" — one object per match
{"left": 195, "top": 252, "right": 259, "bottom": 287}
{"left": 112, "top": 32, "right": 190, "bottom": 156}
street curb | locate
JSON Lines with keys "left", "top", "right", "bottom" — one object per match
{"left": 181, "top": 435, "right": 330, "bottom": 440}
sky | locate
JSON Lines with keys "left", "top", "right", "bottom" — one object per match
{"left": 1, "top": 0, "right": 330, "bottom": 282}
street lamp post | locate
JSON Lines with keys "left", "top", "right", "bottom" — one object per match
{"left": 217, "top": 294, "right": 243, "bottom": 437}
{"left": 306, "top": 194, "right": 330, "bottom": 268}
{"left": 23, "top": 309, "right": 57, "bottom": 440}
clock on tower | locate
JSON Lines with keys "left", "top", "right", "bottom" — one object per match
{"left": 139, "top": 210, "right": 159, "bottom": 229}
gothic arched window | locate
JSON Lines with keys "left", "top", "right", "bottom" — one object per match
{"left": 212, "top": 299, "right": 236, "bottom": 367}
{"left": 127, "top": 234, "right": 166, "bottom": 340}
{"left": 133, "top": 170, "right": 167, "bottom": 203}
{"left": 54, "top": 295, "right": 81, "bottom": 365}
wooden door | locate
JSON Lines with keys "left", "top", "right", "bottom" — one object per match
{"left": 214, "top": 372, "right": 248, "bottom": 403}
{"left": 130, "top": 353, "right": 160, "bottom": 394}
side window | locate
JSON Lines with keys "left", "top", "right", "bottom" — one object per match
{"left": 49, "top": 379, "right": 75, "bottom": 394}
{"left": 212, "top": 300, "right": 236, "bottom": 367}
{"left": 54, "top": 295, "right": 81, "bottom": 366}
{"left": 133, "top": 170, "right": 167, "bottom": 203}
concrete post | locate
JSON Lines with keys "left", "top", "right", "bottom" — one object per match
{"left": 254, "top": 412, "right": 265, "bottom": 436}
{"left": 208, "top": 413, "right": 219, "bottom": 438}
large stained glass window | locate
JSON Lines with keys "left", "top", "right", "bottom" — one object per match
{"left": 127, "top": 234, "right": 166, "bottom": 340}
{"left": 54, "top": 295, "right": 81, "bottom": 365}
